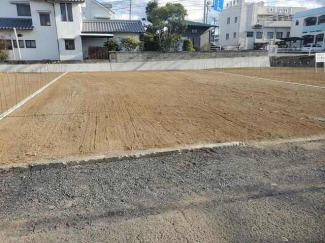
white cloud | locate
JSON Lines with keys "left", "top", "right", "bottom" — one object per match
{"left": 100, "top": 0, "right": 325, "bottom": 23}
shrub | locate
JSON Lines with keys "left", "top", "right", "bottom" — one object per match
{"left": 0, "top": 50, "right": 8, "bottom": 61}
{"left": 121, "top": 37, "right": 140, "bottom": 51}
{"left": 142, "top": 33, "right": 159, "bottom": 51}
{"left": 104, "top": 38, "right": 120, "bottom": 51}
{"left": 182, "top": 39, "right": 195, "bottom": 52}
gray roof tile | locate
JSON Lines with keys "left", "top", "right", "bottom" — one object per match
{"left": 0, "top": 18, "right": 33, "bottom": 30}
{"left": 82, "top": 20, "right": 145, "bottom": 33}
{"left": 57, "top": 0, "right": 85, "bottom": 2}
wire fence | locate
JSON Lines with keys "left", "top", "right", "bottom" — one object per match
{"left": 0, "top": 64, "right": 64, "bottom": 115}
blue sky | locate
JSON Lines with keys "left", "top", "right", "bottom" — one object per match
{"left": 100, "top": 0, "right": 325, "bottom": 23}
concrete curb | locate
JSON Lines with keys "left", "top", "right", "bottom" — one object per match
{"left": 0, "top": 142, "right": 243, "bottom": 174}
{"left": 1, "top": 135, "right": 325, "bottom": 174}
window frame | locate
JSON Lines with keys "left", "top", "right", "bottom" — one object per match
{"left": 13, "top": 40, "right": 25, "bottom": 48}
{"left": 267, "top": 32, "right": 274, "bottom": 39}
{"left": 60, "top": 3, "right": 73, "bottom": 22}
{"left": 246, "top": 31, "right": 254, "bottom": 38}
{"left": 226, "top": 33, "right": 229, "bottom": 40}
{"left": 65, "top": 39, "right": 75, "bottom": 50}
{"left": 16, "top": 4, "right": 31, "bottom": 17}
{"left": 227, "top": 17, "right": 230, "bottom": 24}
{"left": 319, "top": 15, "right": 325, "bottom": 25}
{"left": 256, "top": 32, "right": 263, "bottom": 39}
{"left": 25, "top": 40, "right": 36, "bottom": 48}
{"left": 304, "top": 17, "right": 317, "bottom": 26}
{"left": 234, "top": 17, "right": 238, "bottom": 23}
{"left": 39, "top": 13, "right": 51, "bottom": 26}
{"left": 276, "top": 32, "right": 283, "bottom": 39}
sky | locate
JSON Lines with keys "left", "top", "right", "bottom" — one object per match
{"left": 100, "top": 0, "right": 325, "bottom": 23}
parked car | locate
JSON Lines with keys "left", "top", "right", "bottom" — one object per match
{"left": 210, "top": 42, "right": 224, "bottom": 51}
{"left": 301, "top": 44, "right": 324, "bottom": 53}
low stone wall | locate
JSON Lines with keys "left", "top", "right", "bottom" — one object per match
{"left": 0, "top": 56, "right": 270, "bottom": 73}
{"left": 270, "top": 55, "right": 316, "bottom": 68}
{"left": 109, "top": 51, "right": 268, "bottom": 63}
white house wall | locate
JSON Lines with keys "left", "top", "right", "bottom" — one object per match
{"left": 82, "top": 0, "right": 114, "bottom": 20}
{"left": 54, "top": 3, "right": 83, "bottom": 61}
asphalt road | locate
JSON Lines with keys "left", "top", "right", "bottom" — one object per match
{"left": 0, "top": 140, "right": 325, "bottom": 243}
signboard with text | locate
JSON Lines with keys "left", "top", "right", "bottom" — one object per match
{"left": 316, "top": 53, "right": 325, "bottom": 63}
{"left": 214, "top": 0, "right": 224, "bottom": 12}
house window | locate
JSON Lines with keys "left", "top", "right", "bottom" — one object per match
{"left": 247, "top": 32, "right": 254, "bottom": 37}
{"left": 13, "top": 40, "right": 25, "bottom": 48}
{"left": 235, "top": 17, "right": 238, "bottom": 23}
{"left": 192, "top": 29, "right": 198, "bottom": 34}
{"left": 295, "top": 20, "right": 299, "bottom": 26}
{"left": 276, "top": 32, "right": 283, "bottom": 39}
{"left": 267, "top": 32, "right": 274, "bottom": 39}
{"left": 60, "top": 3, "right": 73, "bottom": 22}
{"left": 40, "top": 13, "right": 51, "bottom": 26}
{"left": 226, "top": 34, "right": 229, "bottom": 40}
{"left": 17, "top": 4, "right": 31, "bottom": 17}
{"left": 227, "top": 17, "right": 230, "bottom": 24}
{"left": 65, "top": 39, "right": 75, "bottom": 50}
{"left": 233, "top": 32, "right": 236, "bottom": 38}
{"left": 256, "top": 32, "right": 263, "bottom": 39}
{"left": 287, "top": 32, "right": 290, "bottom": 38}
{"left": 319, "top": 15, "right": 325, "bottom": 25}
{"left": 25, "top": 40, "right": 36, "bottom": 48}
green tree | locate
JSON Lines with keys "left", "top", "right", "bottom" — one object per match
{"left": 147, "top": 3, "right": 187, "bottom": 52}
{"left": 182, "top": 39, "right": 195, "bottom": 52}
{"left": 121, "top": 37, "right": 140, "bottom": 51}
{"left": 104, "top": 38, "right": 120, "bottom": 51}
{"left": 146, "top": 0, "right": 158, "bottom": 23}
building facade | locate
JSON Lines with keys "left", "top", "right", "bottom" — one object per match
{"left": 219, "top": 0, "right": 306, "bottom": 50}
{"left": 290, "top": 7, "right": 325, "bottom": 48}
{"left": 0, "top": 0, "right": 144, "bottom": 61}
{"left": 182, "top": 21, "right": 215, "bottom": 51}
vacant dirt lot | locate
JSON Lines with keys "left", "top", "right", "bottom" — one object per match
{"left": 0, "top": 72, "right": 61, "bottom": 114}
{"left": 220, "top": 67, "right": 325, "bottom": 87}
{"left": 0, "top": 69, "right": 324, "bottom": 165}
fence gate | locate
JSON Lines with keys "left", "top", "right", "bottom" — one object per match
{"left": 88, "top": 46, "right": 109, "bottom": 60}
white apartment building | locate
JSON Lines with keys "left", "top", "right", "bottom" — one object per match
{"left": 290, "top": 7, "right": 325, "bottom": 48}
{"left": 219, "top": 0, "right": 306, "bottom": 50}
{"left": 0, "top": 0, "right": 144, "bottom": 61}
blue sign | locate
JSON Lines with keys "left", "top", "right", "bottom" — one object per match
{"left": 214, "top": 0, "right": 224, "bottom": 12}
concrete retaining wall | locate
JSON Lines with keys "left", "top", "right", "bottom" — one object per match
{"left": 0, "top": 56, "right": 270, "bottom": 73}
{"left": 109, "top": 51, "right": 268, "bottom": 63}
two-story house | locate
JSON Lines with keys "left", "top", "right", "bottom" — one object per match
{"left": 0, "top": 0, "right": 145, "bottom": 61}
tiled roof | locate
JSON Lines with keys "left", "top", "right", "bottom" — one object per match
{"left": 0, "top": 18, "right": 33, "bottom": 30}
{"left": 57, "top": 0, "right": 85, "bottom": 2}
{"left": 82, "top": 20, "right": 145, "bottom": 33}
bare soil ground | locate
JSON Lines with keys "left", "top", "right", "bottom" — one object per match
{"left": 219, "top": 67, "right": 325, "bottom": 87}
{"left": 0, "top": 73, "right": 61, "bottom": 114}
{"left": 0, "top": 69, "right": 324, "bottom": 165}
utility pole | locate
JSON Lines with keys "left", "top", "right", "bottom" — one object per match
{"left": 204, "top": 0, "right": 207, "bottom": 23}
{"left": 129, "top": 0, "right": 132, "bottom": 20}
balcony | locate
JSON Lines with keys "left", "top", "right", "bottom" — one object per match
{"left": 260, "top": 20, "right": 292, "bottom": 28}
